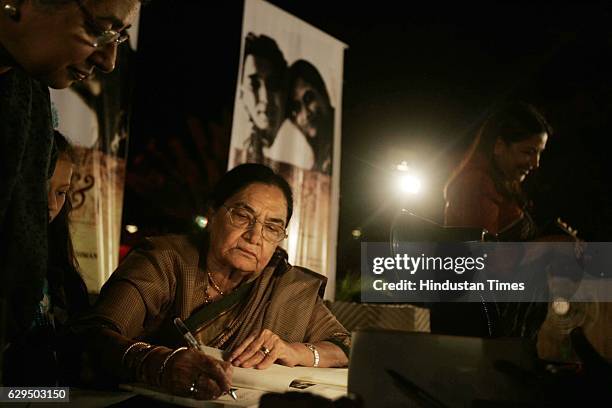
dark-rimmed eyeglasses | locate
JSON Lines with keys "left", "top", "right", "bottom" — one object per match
{"left": 223, "top": 206, "right": 287, "bottom": 243}
{"left": 75, "top": 0, "right": 129, "bottom": 48}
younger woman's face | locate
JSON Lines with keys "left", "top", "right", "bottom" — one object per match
{"left": 48, "top": 156, "right": 73, "bottom": 223}
{"left": 494, "top": 132, "right": 548, "bottom": 183}
{"left": 289, "top": 77, "right": 330, "bottom": 139}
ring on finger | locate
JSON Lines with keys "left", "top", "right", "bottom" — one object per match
{"left": 188, "top": 381, "right": 198, "bottom": 395}
{"left": 260, "top": 345, "right": 271, "bottom": 357}
{"left": 189, "top": 373, "right": 202, "bottom": 396}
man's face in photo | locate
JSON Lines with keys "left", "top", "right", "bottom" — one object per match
{"left": 241, "top": 54, "right": 285, "bottom": 136}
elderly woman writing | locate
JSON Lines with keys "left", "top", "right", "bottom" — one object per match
{"left": 77, "top": 163, "right": 349, "bottom": 399}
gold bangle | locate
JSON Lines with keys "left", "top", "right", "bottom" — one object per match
{"left": 121, "top": 342, "right": 150, "bottom": 367}
{"left": 158, "top": 346, "right": 188, "bottom": 386}
{"left": 304, "top": 343, "right": 320, "bottom": 368}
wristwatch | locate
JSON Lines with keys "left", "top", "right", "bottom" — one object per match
{"left": 304, "top": 343, "right": 320, "bottom": 367}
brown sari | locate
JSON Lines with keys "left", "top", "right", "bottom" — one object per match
{"left": 81, "top": 234, "right": 350, "bottom": 355}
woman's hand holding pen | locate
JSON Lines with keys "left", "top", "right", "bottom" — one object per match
{"left": 168, "top": 317, "right": 238, "bottom": 400}
{"left": 157, "top": 348, "right": 234, "bottom": 400}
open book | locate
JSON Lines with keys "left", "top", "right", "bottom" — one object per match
{"left": 120, "top": 345, "right": 348, "bottom": 407}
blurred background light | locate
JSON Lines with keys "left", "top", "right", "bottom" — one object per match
{"left": 398, "top": 174, "right": 422, "bottom": 194}
{"left": 195, "top": 215, "right": 208, "bottom": 229}
{"left": 395, "top": 160, "right": 422, "bottom": 195}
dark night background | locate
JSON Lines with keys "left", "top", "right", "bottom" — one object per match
{"left": 123, "top": 1, "right": 612, "bottom": 295}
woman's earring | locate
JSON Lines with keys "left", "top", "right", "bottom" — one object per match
{"left": 3, "top": 4, "right": 20, "bottom": 21}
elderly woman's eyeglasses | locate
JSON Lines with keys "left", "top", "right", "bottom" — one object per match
{"left": 223, "top": 206, "right": 287, "bottom": 243}
{"left": 75, "top": 0, "right": 129, "bottom": 48}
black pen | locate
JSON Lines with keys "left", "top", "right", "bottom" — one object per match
{"left": 173, "top": 317, "right": 238, "bottom": 400}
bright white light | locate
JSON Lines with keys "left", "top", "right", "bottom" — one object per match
{"left": 398, "top": 174, "right": 422, "bottom": 194}
{"left": 351, "top": 228, "right": 362, "bottom": 239}
{"left": 125, "top": 225, "right": 138, "bottom": 234}
{"left": 195, "top": 215, "right": 208, "bottom": 229}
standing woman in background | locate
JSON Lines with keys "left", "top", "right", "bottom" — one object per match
{"left": 441, "top": 102, "right": 554, "bottom": 339}
{"left": 444, "top": 102, "right": 551, "bottom": 240}
{"left": 0, "top": 0, "right": 139, "bottom": 381}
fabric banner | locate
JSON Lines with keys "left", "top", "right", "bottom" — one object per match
{"left": 50, "top": 16, "right": 140, "bottom": 293}
{"left": 229, "top": 0, "right": 347, "bottom": 298}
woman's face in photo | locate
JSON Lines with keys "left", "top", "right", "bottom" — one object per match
{"left": 289, "top": 77, "right": 330, "bottom": 139}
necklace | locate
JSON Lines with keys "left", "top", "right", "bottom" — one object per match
{"left": 207, "top": 271, "right": 225, "bottom": 296}
{"left": 203, "top": 288, "right": 213, "bottom": 304}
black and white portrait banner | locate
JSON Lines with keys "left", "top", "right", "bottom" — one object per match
{"left": 229, "top": 0, "right": 347, "bottom": 298}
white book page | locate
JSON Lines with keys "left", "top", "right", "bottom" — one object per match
{"left": 199, "top": 345, "right": 348, "bottom": 392}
